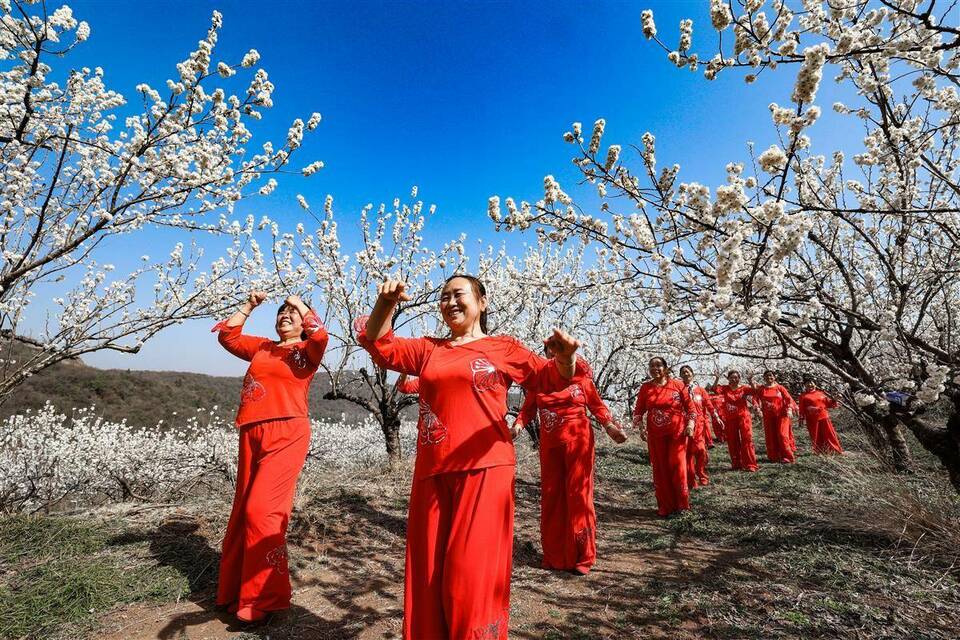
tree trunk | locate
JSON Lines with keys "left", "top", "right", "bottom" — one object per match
{"left": 859, "top": 405, "right": 913, "bottom": 472}
{"left": 882, "top": 415, "right": 913, "bottom": 473}
{"left": 381, "top": 411, "right": 402, "bottom": 468}
{"left": 901, "top": 406, "right": 960, "bottom": 493}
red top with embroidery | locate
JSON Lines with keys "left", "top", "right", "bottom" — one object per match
{"left": 686, "top": 384, "right": 717, "bottom": 431}
{"left": 754, "top": 384, "right": 797, "bottom": 419}
{"left": 633, "top": 378, "right": 693, "bottom": 438}
{"left": 516, "top": 369, "right": 612, "bottom": 448}
{"left": 715, "top": 384, "right": 754, "bottom": 419}
{"left": 215, "top": 310, "right": 329, "bottom": 427}
{"left": 397, "top": 376, "right": 420, "bottom": 394}
{"left": 358, "top": 329, "right": 581, "bottom": 478}
{"left": 798, "top": 389, "right": 838, "bottom": 423}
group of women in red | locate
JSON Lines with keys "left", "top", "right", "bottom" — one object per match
{"left": 211, "top": 275, "right": 845, "bottom": 638}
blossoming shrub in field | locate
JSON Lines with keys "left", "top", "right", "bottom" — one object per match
{"left": 0, "top": 403, "right": 415, "bottom": 513}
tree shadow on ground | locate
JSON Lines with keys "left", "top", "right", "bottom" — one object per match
{"left": 107, "top": 497, "right": 407, "bottom": 640}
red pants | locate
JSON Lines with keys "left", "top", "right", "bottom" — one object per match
{"left": 724, "top": 412, "right": 759, "bottom": 471}
{"left": 686, "top": 425, "right": 709, "bottom": 489}
{"left": 648, "top": 429, "right": 690, "bottom": 516}
{"left": 540, "top": 434, "right": 596, "bottom": 574}
{"left": 404, "top": 465, "right": 514, "bottom": 640}
{"left": 761, "top": 413, "right": 795, "bottom": 463}
{"left": 217, "top": 417, "right": 311, "bottom": 612}
{"left": 808, "top": 417, "right": 844, "bottom": 454}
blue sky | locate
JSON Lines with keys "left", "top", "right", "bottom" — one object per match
{"left": 36, "top": 0, "right": 860, "bottom": 375}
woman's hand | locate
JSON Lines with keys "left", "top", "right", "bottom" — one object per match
{"left": 544, "top": 328, "right": 580, "bottom": 377}
{"left": 379, "top": 279, "right": 412, "bottom": 304}
{"left": 605, "top": 421, "right": 628, "bottom": 444}
{"left": 685, "top": 419, "right": 696, "bottom": 438}
{"left": 248, "top": 291, "right": 268, "bottom": 308}
{"left": 365, "top": 280, "right": 412, "bottom": 342}
{"left": 284, "top": 294, "right": 309, "bottom": 314}
{"left": 509, "top": 419, "right": 525, "bottom": 440}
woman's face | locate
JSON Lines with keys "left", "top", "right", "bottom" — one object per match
{"left": 680, "top": 367, "right": 694, "bottom": 384}
{"left": 439, "top": 277, "right": 486, "bottom": 334}
{"left": 276, "top": 304, "right": 304, "bottom": 340}
{"left": 804, "top": 380, "right": 816, "bottom": 392}
{"left": 764, "top": 371, "right": 776, "bottom": 384}
{"left": 649, "top": 359, "right": 667, "bottom": 380}
{"left": 728, "top": 371, "right": 742, "bottom": 386}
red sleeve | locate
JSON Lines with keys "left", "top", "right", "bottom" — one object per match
{"left": 300, "top": 309, "right": 329, "bottom": 366}
{"left": 779, "top": 385, "right": 798, "bottom": 411}
{"left": 516, "top": 390, "right": 538, "bottom": 428}
{"left": 499, "top": 337, "right": 589, "bottom": 391}
{"left": 216, "top": 322, "right": 270, "bottom": 361}
{"left": 825, "top": 393, "right": 839, "bottom": 409}
{"left": 633, "top": 384, "right": 648, "bottom": 428}
{"left": 583, "top": 378, "right": 612, "bottom": 425}
{"left": 677, "top": 381, "right": 693, "bottom": 419}
{"left": 397, "top": 377, "right": 420, "bottom": 394}
{"left": 798, "top": 395, "right": 809, "bottom": 422}
{"left": 357, "top": 327, "right": 433, "bottom": 376}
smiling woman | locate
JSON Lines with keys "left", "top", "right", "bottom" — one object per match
{"left": 357, "top": 274, "right": 587, "bottom": 640}
{"left": 211, "top": 292, "right": 329, "bottom": 624}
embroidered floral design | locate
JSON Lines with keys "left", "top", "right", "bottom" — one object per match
{"left": 566, "top": 384, "right": 584, "bottom": 400}
{"left": 471, "top": 358, "right": 503, "bottom": 392}
{"left": 539, "top": 408, "right": 564, "bottom": 433}
{"left": 575, "top": 525, "right": 593, "bottom": 552}
{"left": 725, "top": 402, "right": 738, "bottom": 413}
{"left": 265, "top": 545, "right": 288, "bottom": 574}
{"left": 469, "top": 608, "right": 510, "bottom": 639}
{"left": 651, "top": 408, "right": 670, "bottom": 428}
{"left": 418, "top": 398, "right": 447, "bottom": 445}
{"left": 240, "top": 373, "right": 266, "bottom": 402}
{"left": 285, "top": 347, "right": 310, "bottom": 370}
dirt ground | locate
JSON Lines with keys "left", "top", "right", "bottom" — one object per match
{"left": 90, "top": 437, "right": 960, "bottom": 640}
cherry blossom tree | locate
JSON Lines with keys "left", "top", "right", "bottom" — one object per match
{"left": 271, "top": 188, "right": 468, "bottom": 466}
{"left": 0, "top": 2, "right": 321, "bottom": 403}
{"left": 492, "top": 1, "right": 960, "bottom": 487}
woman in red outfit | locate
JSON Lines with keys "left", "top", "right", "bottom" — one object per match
{"left": 750, "top": 370, "right": 797, "bottom": 463}
{"left": 213, "top": 291, "right": 329, "bottom": 623}
{"left": 713, "top": 370, "right": 759, "bottom": 472}
{"left": 798, "top": 375, "right": 844, "bottom": 454}
{"left": 679, "top": 365, "right": 720, "bottom": 489}
{"left": 358, "top": 276, "right": 584, "bottom": 640}
{"left": 633, "top": 358, "right": 696, "bottom": 517}
{"left": 512, "top": 348, "right": 627, "bottom": 575}
{"left": 706, "top": 386, "right": 726, "bottom": 443}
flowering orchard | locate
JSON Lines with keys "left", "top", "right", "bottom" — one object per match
{"left": 0, "top": 2, "right": 320, "bottom": 402}
{"left": 0, "top": 403, "right": 416, "bottom": 513}
{"left": 492, "top": 0, "right": 960, "bottom": 488}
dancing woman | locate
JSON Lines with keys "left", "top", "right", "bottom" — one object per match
{"left": 714, "top": 370, "right": 760, "bottom": 472}
{"left": 798, "top": 375, "right": 844, "bottom": 454}
{"left": 513, "top": 348, "right": 627, "bottom": 574}
{"left": 751, "top": 370, "right": 798, "bottom": 463}
{"left": 213, "top": 292, "right": 328, "bottom": 623}
{"left": 358, "top": 275, "right": 584, "bottom": 640}
{"left": 633, "top": 357, "right": 696, "bottom": 516}
{"left": 679, "top": 365, "right": 721, "bottom": 488}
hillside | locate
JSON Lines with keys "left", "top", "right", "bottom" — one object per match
{"left": 0, "top": 339, "right": 375, "bottom": 427}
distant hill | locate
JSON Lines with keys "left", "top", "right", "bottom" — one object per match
{"left": 0, "top": 338, "right": 378, "bottom": 428}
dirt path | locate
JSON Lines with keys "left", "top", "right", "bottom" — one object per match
{"left": 93, "top": 441, "right": 960, "bottom": 640}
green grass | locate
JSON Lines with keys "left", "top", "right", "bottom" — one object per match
{"left": 0, "top": 515, "right": 193, "bottom": 640}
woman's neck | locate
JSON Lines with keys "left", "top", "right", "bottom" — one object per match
{"left": 654, "top": 375, "right": 669, "bottom": 386}
{"left": 450, "top": 324, "right": 485, "bottom": 341}
{"left": 278, "top": 336, "right": 300, "bottom": 346}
